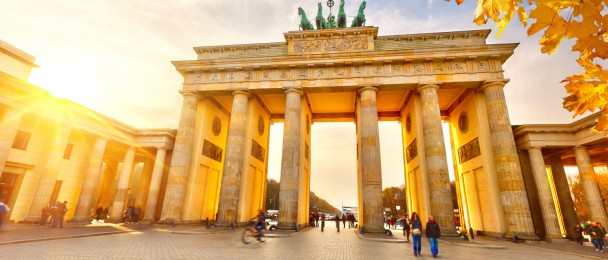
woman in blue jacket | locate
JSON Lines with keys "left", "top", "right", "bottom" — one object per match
{"left": 410, "top": 212, "right": 422, "bottom": 256}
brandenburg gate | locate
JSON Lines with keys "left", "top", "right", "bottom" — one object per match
{"left": 160, "top": 26, "right": 538, "bottom": 238}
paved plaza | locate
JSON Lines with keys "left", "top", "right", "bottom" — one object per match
{"left": 0, "top": 223, "right": 606, "bottom": 259}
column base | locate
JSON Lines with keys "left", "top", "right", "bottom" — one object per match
{"left": 138, "top": 218, "right": 156, "bottom": 224}
{"left": 70, "top": 216, "right": 92, "bottom": 223}
{"left": 545, "top": 237, "right": 569, "bottom": 243}
{"left": 156, "top": 218, "right": 181, "bottom": 225}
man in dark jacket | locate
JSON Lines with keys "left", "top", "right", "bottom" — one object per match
{"left": 425, "top": 216, "right": 441, "bottom": 258}
{"left": 590, "top": 222, "right": 606, "bottom": 252}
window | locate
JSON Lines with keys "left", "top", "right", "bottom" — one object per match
{"left": 11, "top": 131, "right": 30, "bottom": 150}
{"left": 63, "top": 143, "right": 73, "bottom": 159}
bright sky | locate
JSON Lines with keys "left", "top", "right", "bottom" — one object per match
{"left": 1, "top": 0, "right": 581, "bottom": 207}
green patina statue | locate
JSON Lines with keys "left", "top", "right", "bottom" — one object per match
{"left": 327, "top": 13, "right": 337, "bottom": 29}
{"left": 298, "top": 7, "right": 315, "bottom": 30}
{"left": 351, "top": 0, "right": 366, "bottom": 27}
{"left": 337, "top": 0, "right": 347, "bottom": 28}
{"left": 315, "top": 3, "right": 330, "bottom": 30}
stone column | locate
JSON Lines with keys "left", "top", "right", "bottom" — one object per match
{"left": 159, "top": 91, "right": 199, "bottom": 223}
{"left": 141, "top": 147, "right": 167, "bottom": 223}
{"left": 355, "top": 87, "right": 384, "bottom": 232}
{"left": 481, "top": 81, "right": 537, "bottom": 239}
{"left": 549, "top": 155, "right": 578, "bottom": 239}
{"left": 110, "top": 146, "right": 136, "bottom": 219}
{"left": 574, "top": 147, "right": 608, "bottom": 225}
{"left": 277, "top": 88, "right": 303, "bottom": 229}
{"left": 72, "top": 138, "right": 107, "bottom": 221}
{"left": 527, "top": 147, "right": 563, "bottom": 239}
{"left": 417, "top": 84, "right": 455, "bottom": 234}
{"left": 24, "top": 127, "right": 72, "bottom": 222}
{"left": 0, "top": 107, "right": 23, "bottom": 173}
{"left": 216, "top": 91, "right": 250, "bottom": 225}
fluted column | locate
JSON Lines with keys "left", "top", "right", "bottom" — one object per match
{"left": 159, "top": 91, "right": 199, "bottom": 223}
{"left": 549, "top": 155, "right": 578, "bottom": 239}
{"left": 417, "top": 84, "right": 455, "bottom": 234}
{"left": 110, "top": 146, "right": 136, "bottom": 219}
{"left": 72, "top": 138, "right": 107, "bottom": 221}
{"left": 527, "top": 147, "right": 562, "bottom": 239}
{"left": 217, "top": 91, "right": 250, "bottom": 225}
{"left": 0, "top": 107, "right": 23, "bottom": 173}
{"left": 25, "top": 127, "right": 72, "bottom": 222}
{"left": 482, "top": 81, "right": 536, "bottom": 239}
{"left": 354, "top": 87, "right": 384, "bottom": 232}
{"left": 142, "top": 147, "right": 167, "bottom": 222}
{"left": 277, "top": 88, "right": 303, "bottom": 229}
{"left": 574, "top": 147, "right": 608, "bottom": 225}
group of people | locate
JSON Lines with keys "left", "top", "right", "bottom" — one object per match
{"left": 122, "top": 204, "right": 142, "bottom": 224}
{"left": 309, "top": 211, "right": 357, "bottom": 232}
{"left": 574, "top": 221, "right": 607, "bottom": 252}
{"left": 93, "top": 205, "right": 110, "bottom": 223}
{"left": 385, "top": 215, "right": 399, "bottom": 230}
{"left": 40, "top": 201, "right": 68, "bottom": 228}
{"left": 405, "top": 212, "right": 441, "bottom": 258}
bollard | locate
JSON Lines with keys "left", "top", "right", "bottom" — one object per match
{"left": 469, "top": 227, "right": 475, "bottom": 240}
{"left": 230, "top": 223, "right": 234, "bottom": 229}
{"left": 512, "top": 235, "right": 518, "bottom": 243}
{"left": 360, "top": 226, "right": 365, "bottom": 234}
{"left": 294, "top": 223, "right": 299, "bottom": 232}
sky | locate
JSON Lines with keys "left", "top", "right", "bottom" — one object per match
{"left": 0, "top": 0, "right": 584, "bottom": 208}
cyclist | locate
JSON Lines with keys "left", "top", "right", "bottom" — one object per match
{"left": 254, "top": 209, "right": 266, "bottom": 241}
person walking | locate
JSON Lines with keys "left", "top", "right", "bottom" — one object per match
{"left": 342, "top": 213, "right": 346, "bottom": 229}
{"left": 403, "top": 215, "right": 410, "bottom": 242}
{"left": 425, "top": 215, "right": 441, "bottom": 258}
{"left": 411, "top": 212, "right": 422, "bottom": 256}
{"left": 590, "top": 222, "right": 606, "bottom": 252}
{"left": 0, "top": 200, "right": 10, "bottom": 230}
{"left": 573, "top": 223, "right": 584, "bottom": 245}
{"left": 390, "top": 215, "right": 396, "bottom": 230}
{"left": 321, "top": 211, "right": 325, "bottom": 232}
{"left": 58, "top": 201, "right": 68, "bottom": 228}
{"left": 133, "top": 206, "right": 141, "bottom": 224}
{"left": 40, "top": 204, "right": 51, "bottom": 227}
{"left": 335, "top": 214, "right": 340, "bottom": 232}
{"left": 95, "top": 205, "right": 104, "bottom": 222}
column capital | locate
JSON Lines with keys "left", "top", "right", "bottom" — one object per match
{"left": 156, "top": 146, "right": 167, "bottom": 151}
{"left": 358, "top": 86, "right": 378, "bottom": 94}
{"left": 232, "top": 90, "right": 250, "bottom": 97}
{"left": 284, "top": 88, "right": 304, "bottom": 96}
{"left": 416, "top": 83, "right": 440, "bottom": 93}
{"left": 527, "top": 146, "right": 543, "bottom": 151}
{"left": 179, "top": 90, "right": 200, "bottom": 98}
{"left": 574, "top": 146, "right": 588, "bottom": 151}
{"left": 480, "top": 80, "right": 508, "bottom": 91}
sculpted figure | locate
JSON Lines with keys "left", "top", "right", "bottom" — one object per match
{"left": 351, "top": 0, "right": 366, "bottom": 27}
{"left": 315, "top": 3, "right": 330, "bottom": 29}
{"left": 298, "top": 7, "right": 315, "bottom": 30}
{"left": 337, "top": 0, "right": 347, "bottom": 28}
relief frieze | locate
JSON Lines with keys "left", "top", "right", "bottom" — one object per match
{"left": 293, "top": 37, "right": 368, "bottom": 54}
{"left": 406, "top": 139, "right": 418, "bottom": 163}
{"left": 251, "top": 139, "right": 266, "bottom": 162}
{"left": 458, "top": 137, "right": 481, "bottom": 164}
{"left": 202, "top": 139, "right": 223, "bottom": 162}
{"left": 185, "top": 59, "right": 497, "bottom": 84}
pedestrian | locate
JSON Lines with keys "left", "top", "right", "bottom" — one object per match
{"left": 411, "top": 212, "right": 422, "bottom": 256}
{"left": 321, "top": 211, "right": 325, "bottom": 232}
{"left": 125, "top": 205, "right": 134, "bottom": 223}
{"left": 335, "top": 214, "right": 340, "bottom": 232}
{"left": 102, "top": 207, "right": 109, "bottom": 221}
{"left": 314, "top": 212, "right": 319, "bottom": 227}
{"left": 599, "top": 222, "right": 607, "bottom": 248}
{"left": 49, "top": 202, "right": 58, "bottom": 226}
{"left": 390, "top": 215, "right": 396, "bottom": 230}
{"left": 59, "top": 201, "right": 67, "bottom": 227}
{"left": 342, "top": 213, "right": 346, "bottom": 228}
{"left": 425, "top": 215, "right": 441, "bottom": 258}
{"left": 403, "top": 215, "right": 410, "bottom": 241}
{"left": 0, "top": 200, "right": 10, "bottom": 230}
{"left": 95, "top": 205, "right": 103, "bottom": 222}
{"left": 573, "top": 223, "right": 584, "bottom": 245}
{"left": 40, "top": 204, "right": 51, "bottom": 227}
{"left": 590, "top": 222, "right": 606, "bottom": 252}
{"left": 133, "top": 205, "right": 141, "bottom": 224}
{"left": 51, "top": 201, "right": 62, "bottom": 228}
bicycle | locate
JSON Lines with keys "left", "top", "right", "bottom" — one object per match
{"left": 241, "top": 219, "right": 267, "bottom": 244}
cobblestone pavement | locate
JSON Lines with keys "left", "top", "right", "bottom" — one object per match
{"left": 0, "top": 224, "right": 605, "bottom": 259}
